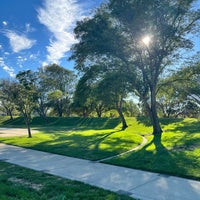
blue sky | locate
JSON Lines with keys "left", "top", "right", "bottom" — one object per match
{"left": 0, "top": 0, "right": 199, "bottom": 78}
{"left": 0, "top": 0, "right": 103, "bottom": 78}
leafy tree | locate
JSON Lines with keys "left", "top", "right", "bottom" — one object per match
{"left": 123, "top": 100, "right": 140, "bottom": 117}
{"left": 182, "top": 100, "right": 199, "bottom": 117}
{"left": 47, "top": 89, "right": 70, "bottom": 117}
{"left": 33, "top": 70, "right": 50, "bottom": 123}
{"left": 96, "top": 72, "right": 130, "bottom": 129}
{"left": 0, "top": 79, "right": 18, "bottom": 119}
{"left": 70, "top": 0, "right": 200, "bottom": 134}
{"left": 72, "top": 77, "right": 91, "bottom": 117}
{"left": 72, "top": 71, "right": 100, "bottom": 117}
{"left": 157, "top": 62, "right": 200, "bottom": 117}
{"left": 72, "top": 60, "right": 130, "bottom": 129}
{"left": 37, "top": 64, "right": 76, "bottom": 117}
{"left": 14, "top": 70, "right": 38, "bottom": 138}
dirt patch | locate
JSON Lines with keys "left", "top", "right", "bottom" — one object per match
{"left": 8, "top": 177, "right": 43, "bottom": 191}
{"left": 0, "top": 128, "right": 38, "bottom": 137}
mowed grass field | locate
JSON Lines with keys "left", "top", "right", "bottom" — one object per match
{"left": 0, "top": 116, "right": 200, "bottom": 180}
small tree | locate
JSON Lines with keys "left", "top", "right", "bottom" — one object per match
{"left": 14, "top": 70, "right": 38, "bottom": 138}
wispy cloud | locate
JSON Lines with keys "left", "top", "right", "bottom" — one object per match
{"left": 25, "top": 23, "right": 35, "bottom": 33}
{"left": 5, "top": 31, "right": 36, "bottom": 53}
{"left": 0, "top": 57, "right": 15, "bottom": 77}
{"left": 2, "top": 21, "right": 8, "bottom": 26}
{"left": 3, "top": 65, "right": 15, "bottom": 77}
{"left": 37, "top": 0, "right": 86, "bottom": 64}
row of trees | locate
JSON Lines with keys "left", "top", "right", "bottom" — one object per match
{"left": 0, "top": 0, "right": 200, "bottom": 137}
{"left": 0, "top": 64, "right": 75, "bottom": 137}
{"left": 0, "top": 62, "right": 200, "bottom": 136}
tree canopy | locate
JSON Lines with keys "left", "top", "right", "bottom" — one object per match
{"left": 70, "top": 0, "right": 200, "bottom": 134}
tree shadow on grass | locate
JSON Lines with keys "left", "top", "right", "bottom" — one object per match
{"left": 144, "top": 134, "right": 200, "bottom": 180}
{"left": 23, "top": 128, "right": 136, "bottom": 161}
{"left": 172, "top": 120, "right": 200, "bottom": 134}
{"left": 136, "top": 116, "right": 184, "bottom": 127}
{"left": 106, "top": 133, "right": 200, "bottom": 180}
{"left": 1, "top": 117, "right": 121, "bottom": 130}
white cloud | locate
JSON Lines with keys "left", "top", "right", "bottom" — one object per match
{"left": 16, "top": 55, "right": 28, "bottom": 68}
{"left": 37, "top": 0, "right": 85, "bottom": 63}
{"left": 0, "top": 57, "right": 15, "bottom": 77}
{"left": 4, "top": 52, "right": 10, "bottom": 55}
{"left": 3, "top": 65, "right": 15, "bottom": 77}
{"left": 0, "top": 57, "right": 4, "bottom": 64}
{"left": 2, "top": 21, "right": 8, "bottom": 26}
{"left": 5, "top": 31, "right": 36, "bottom": 53}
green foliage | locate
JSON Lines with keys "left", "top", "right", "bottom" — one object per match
{"left": 0, "top": 79, "right": 19, "bottom": 118}
{"left": 71, "top": 0, "right": 200, "bottom": 134}
{"left": 0, "top": 161, "right": 133, "bottom": 200}
{"left": 157, "top": 62, "right": 200, "bottom": 118}
{"left": 37, "top": 64, "right": 75, "bottom": 117}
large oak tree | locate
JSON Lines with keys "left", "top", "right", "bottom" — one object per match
{"left": 71, "top": 0, "right": 200, "bottom": 135}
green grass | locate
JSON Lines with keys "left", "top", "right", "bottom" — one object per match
{"left": 0, "top": 117, "right": 143, "bottom": 161}
{"left": 0, "top": 116, "right": 200, "bottom": 180}
{"left": 0, "top": 116, "right": 121, "bottom": 129}
{"left": 106, "top": 118, "right": 200, "bottom": 180}
{"left": 0, "top": 161, "right": 134, "bottom": 200}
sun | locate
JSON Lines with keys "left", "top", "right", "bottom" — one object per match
{"left": 142, "top": 35, "right": 151, "bottom": 46}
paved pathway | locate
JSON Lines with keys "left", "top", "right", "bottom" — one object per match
{"left": 0, "top": 128, "right": 38, "bottom": 137}
{"left": 0, "top": 143, "right": 200, "bottom": 200}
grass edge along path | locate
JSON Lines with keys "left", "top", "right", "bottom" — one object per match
{"left": 96, "top": 136, "right": 148, "bottom": 162}
{"left": 0, "top": 161, "right": 134, "bottom": 200}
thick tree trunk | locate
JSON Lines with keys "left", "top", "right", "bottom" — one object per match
{"left": 118, "top": 109, "right": 128, "bottom": 130}
{"left": 150, "top": 86, "right": 163, "bottom": 135}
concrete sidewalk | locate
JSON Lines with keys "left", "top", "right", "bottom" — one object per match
{"left": 0, "top": 143, "right": 199, "bottom": 200}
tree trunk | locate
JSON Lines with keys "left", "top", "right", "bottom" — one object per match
{"left": 96, "top": 104, "right": 104, "bottom": 118}
{"left": 27, "top": 121, "right": 32, "bottom": 138}
{"left": 23, "top": 113, "right": 32, "bottom": 138}
{"left": 96, "top": 108, "right": 102, "bottom": 118}
{"left": 116, "top": 96, "right": 128, "bottom": 130}
{"left": 8, "top": 109, "right": 13, "bottom": 120}
{"left": 150, "top": 86, "right": 162, "bottom": 135}
{"left": 37, "top": 100, "right": 48, "bottom": 124}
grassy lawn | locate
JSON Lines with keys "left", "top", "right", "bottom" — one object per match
{"left": 106, "top": 118, "right": 200, "bottom": 180}
{"left": 0, "top": 161, "right": 134, "bottom": 200}
{"left": 0, "top": 116, "right": 200, "bottom": 180}
{"left": 0, "top": 117, "right": 143, "bottom": 161}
